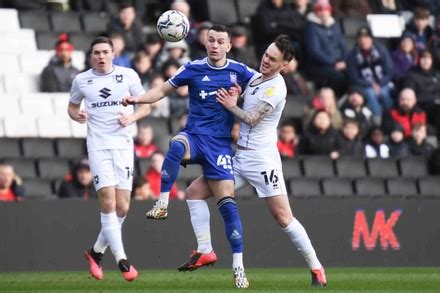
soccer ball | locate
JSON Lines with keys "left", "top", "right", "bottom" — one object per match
{"left": 157, "top": 10, "right": 190, "bottom": 42}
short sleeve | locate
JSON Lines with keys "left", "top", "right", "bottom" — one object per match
{"left": 69, "top": 78, "right": 83, "bottom": 105}
{"left": 260, "top": 83, "right": 286, "bottom": 109}
{"left": 168, "top": 64, "right": 192, "bottom": 88}
{"left": 128, "top": 69, "right": 145, "bottom": 96}
{"left": 238, "top": 64, "right": 256, "bottom": 87}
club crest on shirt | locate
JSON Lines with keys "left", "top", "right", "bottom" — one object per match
{"left": 114, "top": 75, "right": 123, "bottom": 83}
{"left": 230, "top": 72, "right": 237, "bottom": 84}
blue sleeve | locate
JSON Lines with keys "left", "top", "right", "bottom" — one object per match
{"left": 168, "top": 63, "right": 192, "bottom": 88}
{"left": 238, "top": 64, "right": 255, "bottom": 88}
{"left": 304, "top": 23, "right": 335, "bottom": 66}
{"left": 346, "top": 50, "right": 371, "bottom": 87}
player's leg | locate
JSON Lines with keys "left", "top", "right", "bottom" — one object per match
{"left": 178, "top": 176, "right": 217, "bottom": 271}
{"left": 146, "top": 133, "right": 191, "bottom": 219}
{"left": 265, "top": 195, "right": 326, "bottom": 287}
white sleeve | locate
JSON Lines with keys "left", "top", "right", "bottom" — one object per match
{"left": 129, "top": 70, "right": 145, "bottom": 96}
{"left": 69, "top": 77, "right": 83, "bottom": 105}
{"left": 260, "top": 83, "right": 286, "bottom": 109}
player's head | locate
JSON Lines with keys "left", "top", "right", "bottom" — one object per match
{"left": 260, "top": 34, "right": 294, "bottom": 77}
{"left": 90, "top": 36, "right": 115, "bottom": 73}
{"left": 206, "top": 24, "right": 231, "bottom": 65}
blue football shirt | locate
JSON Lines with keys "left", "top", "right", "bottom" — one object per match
{"left": 169, "top": 57, "right": 255, "bottom": 138}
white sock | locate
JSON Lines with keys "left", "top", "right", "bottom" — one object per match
{"left": 232, "top": 252, "right": 244, "bottom": 271}
{"left": 100, "top": 212, "right": 127, "bottom": 262}
{"left": 93, "top": 215, "right": 126, "bottom": 254}
{"left": 158, "top": 192, "right": 170, "bottom": 207}
{"left": 187, "top": 199, "right": 213, "bottom": 253}
{"left": 282, "top": 219, "right": 322, "bottom": 270}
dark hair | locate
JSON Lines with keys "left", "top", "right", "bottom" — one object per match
{"left": 414, "top": 6, "right": 430, "bottom": 19}
{"left": 342, "top": 118, "right": 359, "bottom": 128}
{"left": 119, "top": 2, "right": 134, "bottom": 11}
{"left": 90, "top": 36, "right": 114, "bottom": 52}
{"left": 208, "top": 24, "right": 231, "bottom": 39}
{"left": 280, "top": 120, "right": 295, "bottom": 129}
{"left": 274, "top": 34, "right": 295, "bottom": 62}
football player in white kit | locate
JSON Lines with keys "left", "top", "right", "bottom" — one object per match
{"left": 68, "top": 37, "right": 150, "bottom": 281}
{"left": 182, "top": 35, "right": 327, "bottom": 287}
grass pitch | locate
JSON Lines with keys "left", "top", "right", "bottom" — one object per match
{"left": 0, "top": 267, "right": 439, "bottom": 292}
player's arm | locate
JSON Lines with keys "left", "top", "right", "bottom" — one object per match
{"left": 216, "top": 88, "right": 273, "bottom": 127}
{"left": 67, "top": 102, "right": 87, "bottom": 124}
{"left": 118, "top": 104, "right": 151, "bottom": 127}
{"left": 122, "top": 81, "right": 175, "bottom": 106}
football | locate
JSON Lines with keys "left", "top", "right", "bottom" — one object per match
{"left": 157, "top": 10, "right": 190, "bottom": 42}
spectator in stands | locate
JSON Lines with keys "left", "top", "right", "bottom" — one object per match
{"left": 228, "top": 25, "right": 258, "bottom": 70}
{"left": 303, "top": 0, "right": 348, "bottom": 97}
{"left": 383, "top": 88, "right": 426, "bottom": 138}
{"left": 370, "top": 0, "right": 404, "bottom": 14}
{"left": 107, "top": 2, "right": 144, "bottom": 53}
{"left": 305, "top": 87, "right": 343, "bottom": 130}
{"left": 110, "top": 33, "right": 133, "bottom": 69}
{"left": 170, "top": 0, "right": 198, "bottom": 45}
{"left": 40, "top": 33, "right": 80, "bottom": 92}
{"left": 133, "top": 50, "right": 154, "bottom": 85}
{"left": 145, "top": 74, "right": 170, "bottom": 118}
{"left": 338, "top": 118, "right": 364, "bottom": 157}
{"left": 157, "top": 40, "right": 190, "bottom": 68}
{"left": 143, "top": 152, "right": 184, "bottom": 200}
{"left": 253, "top": 0, "right": 305, "bottom": 58}
{"left": 293, "top": 0, "right": 312, "bottom": 17}
{"left": 134, "top": 124, "right": 158, "bottom": 159}
{"left": 58, "top": 159, "right": 97, "bottom": 199}
{"left": 403, "top": 7, "right": 433, "bottom": 54}
{"left": 143, "top": 34, "right": 163, "bottom": 70}
{"left": 0, "top": 162, "right": 25, "bottom": 202}
{"left": 403, "top": 50, "right": 440, "bottom": 141}
{"left": 388, "top": 123, "right": 410, "bottom": 157}
{"left": 429, "top": 13, "right": 440, "bottom": 68}
{"left": 364, "top": 126, "right": 390, "bottom": 158}
{"left": 391, "top": 33, "right": 418, "bottom": 84}
{"left": 281, "top": 56, "right": 311, "bottom": 97}
{"left": 408, "top": 123, "right": 434, "bottom": 156}
{"left": 162, "top": 59, "right": 189, "bottom": 119}
{"left": 190, "top": 21, "right": 212, "bottom": 60}
{"left": 299, "top": 110, "right": 341, "bottom": 159}
{"left": 131, "top": 176, "right": 153, "bottom": 200}
{"left": 339, "top": 86, "right": 372, "bottom": 138}
{"left": 277, "top": 121, "right": 298, "bottom": 159}
{"left": 346, "top": 26, "right": 394, "bottom": 126}
{"left": 330, "top": 0, "right": 372, "bottom": 17}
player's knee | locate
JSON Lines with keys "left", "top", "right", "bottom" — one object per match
{"left": 100, "top": 199, "right": 116, "bottom": 213}
{"left": 273, "top": 210, "right": 293, "bottom": 228}
{"left": 116, "top": 205, "right": 129, "bottom": 217}
{"left": 166, "top": 140, "right": 186, "bottom": 161}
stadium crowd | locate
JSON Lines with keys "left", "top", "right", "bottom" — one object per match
{"left": 2, "top": 0, "right": 440, "bottom": 200}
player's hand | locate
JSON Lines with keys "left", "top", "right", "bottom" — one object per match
{"left": 75, "top": 110, "right": 87, "bottom": 124}
{"left": 122, "top": 96, "right": 140, "bottom": 106}
{"left": 118, "top": 112, "right": 134, "bottom": 127}
{"left": 216, "top": 87, "right": 238, "bottom": 110}
{"left": 229, "top": 82, "right": 242, "bottom": 96}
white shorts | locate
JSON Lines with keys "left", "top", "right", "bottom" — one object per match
{"left": 233, "top": 148, "right": 287, "bottom": 198}
{"left": 88, "top": 149, "right": 134, "bottom": 192}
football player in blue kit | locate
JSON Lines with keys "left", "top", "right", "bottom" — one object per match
{"left": 122, "top": 24, "right": 254, "bottom": 288}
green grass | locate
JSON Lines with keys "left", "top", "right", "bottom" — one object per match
{"left": 0, "top": 267, "right": 439, "bottom": 292}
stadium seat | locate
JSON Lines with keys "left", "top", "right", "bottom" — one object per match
{"left": 335, "top": 157, "right": 367, "bottom": 178}
{"left": 50, "top": 12, "right": 82, "bottom": 33}
{"left": 0, "top": 54, "right": 21, "bottom": 74}
{"left": 52, "top": 93, "right": 70, "bottom": 115}
{"left": 236, "top": 0, "right": 260, "bottom": 24}
{"left": 3, "top": 115, "right": 38, "bottom": 137}
{"left": 206, "top": 0, "right": 238, "bottom": 26}
{"left": 136, "top": 158, "right": 150, "bottom": 176}
{"left": 366, "top": 158, "right": 399, "bottom": 178}
{"left": 289, "top": 178, "right": 321, "bottom": 198}
{"left": 418, "top": 176, "right": 440, "bottom": 197}
{"left": 3, "top": 73, "right": 40, "bottom": 94}
{"left": 154, "top": 134, "right": 171, "bottom": 154}
{"left": 20, "top": 98, "right": 55, "bottom": 117}
{"left": 179, "top": 164, "right": 203, "bottom": 181}
{"left": 23, "top": 178, "right": 55, "bottom": 199}
{"left": 70, "top": 33, "right": 95, "bottom": 52}
{"left": 354, "top": 178, "right": 386, "bottom": 197}
{"left": 0, "top": 119, "right": 4, "bottom": 137}
{"left": 0, "top": 30, "right": 37, "bottom": 53}
{"left": 386, "top": 177, "right": 418, "bottom": 197}
{"left": 302, "top": 156, "right": 335, "bottom": 178}
{"left": 81, "top": 11, "right": 109, "bottom": 33}
{"left": 37, "top": 158, "right": 70, "bottom": 180}
{"left": 282, "top": 158, "right": 302, "bottom": 179}
{"left": 37, "top": 116, "right": 72, "bottom": 137}
{"left": 342, "top": 16, "right": 368, "bottom": 37}
{"left": 70, "top": 120, "right": 87, "bottom": 138}
{"left": 139, "top": 117, "right": 170, "bottom": 136}
{"left": 399, "top": 156, "right": 428, "bottom": 178}
{"left": 56, "top": 138, "right": 86, "bottom": 159}
{"left": 19, "top": 51, "right": 53, "bottom": 74}
{"left": 283, "top": 96, "right": 307, "bottom": 119}
{"left": 36, "top": 32, "right": 59, "bottom": 50}
{"left": 22, "top": 138, "right": 56, "bottom": 158}
{"left": 19, "top": 11, "right": 51, "bottom": 31}
{"left": 0, "top": 138, "right": 22, "bottom": 158}
{"left": 8, "top": 158, "right": 37, "bottom": 179}
{"left": 321, "top": 177, "right": 354, "bottom": 197}
{"left": 71, "top": 50, "right": 86, "bottom": 71}
{"left": 235, "top": 183, "right": 257, "bottom": 199}
{"left": 0, "top": 9, "right": 20, "bottom": 32}
{"left": 0, "top": 99, "right": 21, "bottom": 117}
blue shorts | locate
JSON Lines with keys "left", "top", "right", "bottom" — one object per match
{"left": 181, "top": 132, "right": 234, "bottom": 180}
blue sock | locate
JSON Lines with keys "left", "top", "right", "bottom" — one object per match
{"left": 160, "top": 141, "right": 185, "bottom": 192}
{"left": 217, "top": 197, "right": 243, "bottom": 253}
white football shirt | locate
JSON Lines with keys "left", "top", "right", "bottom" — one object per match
{"left": 70, "top": 65, "right": 145, "bottom": 151}
{"left": 237, "top": 73, "right": 286, "bottom": 150}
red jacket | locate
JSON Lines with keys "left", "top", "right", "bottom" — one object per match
{"left": 144, "top": 168, "right": 178, "bottom": 199}
{"left": 277, "top": 139, "right": 296, "bottom": 158}
{"left": 388, "top": 107, "right": 426, "bottom": 137}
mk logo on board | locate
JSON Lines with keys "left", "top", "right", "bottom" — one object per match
{"left": 352, "top": 209, "right": 402, "bottom": 251}
{"left": 99, "top": 87, "right": 111, "bottom": 99}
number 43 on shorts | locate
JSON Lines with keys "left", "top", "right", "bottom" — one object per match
{"left": 217, "top": 155, "right": 232, "bottom": 172}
